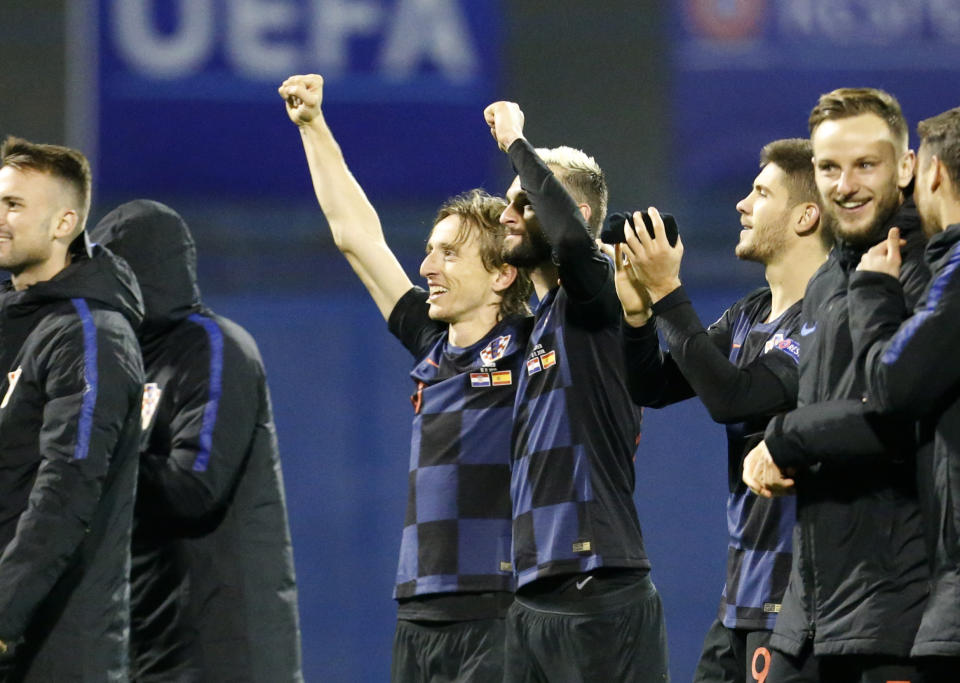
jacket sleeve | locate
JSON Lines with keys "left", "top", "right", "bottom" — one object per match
{"left": 137, "top": 319, "right": 260, "bottom": 523}
{"left": 764, "top": 399, "right": 915, "bottom": 472}
{"left": 508, "top": 139, "right": 620, "bottom": 325}
{"left": 0, "top": 309, "right": 141, "bottom": 642}
{"left": 849, "top": 263, "right": 960, "bottom": 416}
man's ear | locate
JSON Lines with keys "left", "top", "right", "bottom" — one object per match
{"left": 577, "top": 203, "right": 592, "bottom": 227}
{"left": 897, "top": 148, "right": 917, "bottom": 190}
{"left": 492, "top": 264, "right": 518, "bottom": 294}
{"left": 928, "top": 155, "right": 944, "bottom": 195}
{"left": 795, "top": 202, "right": 820, "bottom": 236}
{"left": 52, "top": 209, "right": 79, "bottom": 240}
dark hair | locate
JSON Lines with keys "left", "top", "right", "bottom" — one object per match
{"left": 760, "top": 138, "right": 818, "bottom": 205}
{"left": 434, "top": 189, "right": 532, "bottom": 319}
{"left": 917, "top": 107, "right": 960, "bottom": 193}
{"left": 1, "top": 136, "right": 92, "bottom": 230}
{"left": 808, "top": 88, "right": 908, "bottom": 150}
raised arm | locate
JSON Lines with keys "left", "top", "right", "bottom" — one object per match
{"left": 280, "top": 74, "right": 412, "bottom": 320}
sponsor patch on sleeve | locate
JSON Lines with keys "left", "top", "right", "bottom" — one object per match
{"left": 774, "top": 337, "right": 800, "bottom": 363}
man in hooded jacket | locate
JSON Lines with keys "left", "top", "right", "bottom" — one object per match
{"left": 90, "top": 199, "right": 303, "bottom": 682}
{"left": 0, "top": 137, "right": 144, "bottom": 681}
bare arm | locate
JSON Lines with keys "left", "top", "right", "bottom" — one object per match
{"left": 280, "top": 74, "right": 412, "bottom": 320}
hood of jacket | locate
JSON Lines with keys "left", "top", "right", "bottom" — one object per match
{"left": 89, "top": 199, "right": 202, "bottom": 333}
{"left": 2, "top": 234, "right": 145, "bottom": 329}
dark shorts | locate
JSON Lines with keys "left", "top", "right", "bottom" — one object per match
{"left": 391, "top": 617, "right": 506, "bottom": 683}
{"left": 768, "top": 646, "right": 923, "bottom": 683}
{"left": 694, "top": 619, "right": 773, "bottom": 683}
{"left": 504, "top": 572, "right": 669, "bottom": 682}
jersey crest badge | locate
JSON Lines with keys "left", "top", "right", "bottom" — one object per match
{"left": 141, "top": 382, "right": 163, "bottom": 431}
{"left": 480, "top": 335, "right": 511, "bottom": 365}
{"left": 1, "top": 367, "right": 22, "bottom": 409}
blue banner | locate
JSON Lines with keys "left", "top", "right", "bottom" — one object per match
{"left": 671, "top": 0, "right": 960, "bottom": 193}
{"left": 88, "top": 0, "right": 502, "bottom": 200}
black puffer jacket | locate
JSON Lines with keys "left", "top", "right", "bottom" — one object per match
{"left": 91, "top": 200, "right": 303, "bottom": 682}
{"left": 0, "top": 238, "right": 144, "bottom": 681}
{"left": 764, "top": 198, "right": 931, "bottom": 657}
{"left": 848, "top": 222, "right": 960, "bottom": 657}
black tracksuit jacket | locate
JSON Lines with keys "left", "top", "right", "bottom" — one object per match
{"left": 764, "top": 198, "right": 932, "bottom": 657}
{"left": 848, "top": 222, "right": 960, "bottom": 657}
{"left": 0, "top": 239, "right": 144, "bottom": 681}
{"left": 91, "top": 201, "right": 303, "bottom": 682}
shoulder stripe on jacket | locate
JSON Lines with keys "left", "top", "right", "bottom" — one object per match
{"left": 882, "top": 244, "right": 960, "bottom": 364}
{"left": 188, "top": 314, "right": 224, "bottom": 472}
{"left": 70, "top": 298, "right": 98, "bottom": 461}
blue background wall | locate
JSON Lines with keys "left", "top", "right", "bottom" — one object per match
{"left": 3, "top": 1, "right": 960, "bottom": 680}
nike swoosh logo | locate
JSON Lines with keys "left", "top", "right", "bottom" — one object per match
{"left": 575, "top": 576, "right": 594, "bottom": 590}
{"left": 800, "top": 323, "right": 817, "bottom": 336}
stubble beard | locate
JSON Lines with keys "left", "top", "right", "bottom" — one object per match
{"left": 828, "top": 185, "right": 902, "bottom": 250}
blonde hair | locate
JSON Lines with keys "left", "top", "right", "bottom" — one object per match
{"left": 535, "top": 145, "right": 608, "bottom": 236}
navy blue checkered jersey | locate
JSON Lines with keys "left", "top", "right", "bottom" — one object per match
{"left": 511, "top": 286, "right": 649, "bottom": 587}
{"left": 389, "top": 288, "right": 533, "bottom": 599}
{"left": 719, "top": 292, "right": 801, "bottom": 629}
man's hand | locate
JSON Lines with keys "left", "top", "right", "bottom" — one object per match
{"left": 620, "top": 207, "right": 683, "bottom": 303}
{"left": 857, "top": 227, "right": 903, "bottom": 278}
{"left": 599, "top": 241, "right": 653, "bottom": 326}
{"left": 279, "top": 74, "right": 324, "bottom": 126}
{"left": 743, "top": 440, "right": 795, "bottom": 498}
{"left": 484, "top": 101, "right": 525, "bottom": 152}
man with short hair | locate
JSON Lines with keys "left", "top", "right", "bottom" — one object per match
{"left": 743, "top": 88, "right": 931, "bottom": 682}
{"left": 848, "top": 105, "right": 960, "bottom": 683}
{"left": 485, "top": 101, "right": 669, "bottom": 681}
{"left": 0, "top": 137, "right": 144, "bottom": 680}
{"left": 90, "top": 199, "right": 304, "bottom": 682}
{"left": 281, "top": 74, "right": 532, "bottom": 682}
{"left": 614, "top": 138, "right": 829, "bottom": 683}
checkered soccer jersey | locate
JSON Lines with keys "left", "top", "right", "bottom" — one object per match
{"left": 719, "top": 291, "right": 802, "bottom": 629}
{"left": 511, "top": 286, "right": 650, "bottom": 588}
{"left": 389, "top": 289, "right": 533, "bottom": 599}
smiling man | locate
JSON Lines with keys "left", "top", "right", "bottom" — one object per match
{"left": 614, "top": 139, "right": 829, "bottom": 683}
{"left": 281, "top": 74, "right": 532, "bottom": 682}
{"left": 744, "top": 88, "right": 932, "bottom": 683}
{"left": 485, "top": 101, "right": 669, "bottom": 682}
{"left": 0, "top": 137, "right": 144, "bottom": 681}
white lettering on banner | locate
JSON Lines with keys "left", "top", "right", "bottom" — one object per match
{"left": 113, "top": 0, "right": 216, "bottom": 78}
{"left": 309, "top": 0, "right": 384, "bottom": 76}
{"left": 777, "top": 0, "right": 960, "bottom": 43}
{"left": 228, "top": 0, "right": 299, "bottom": 78}
{"left": 380, "top": 0, "right": 478, "bottom": 81}
{"left": 109, "top": 0, "right": 482, "bottom": 82}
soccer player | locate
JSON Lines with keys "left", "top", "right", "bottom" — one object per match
{"left": 613, "top": 139, "right": 830, "bottom": 683}
{"left": 281, "top": 74, "right": 532, "bottom": 682}
{"left": 743, "top": 88, "right": 931, "bottom": 682}
{"left": 90, "top": 200, "right": 304, "bottom": 682}
{"left": 484, "top": 101, "right": 669, "bottom": 681}
{"left": 848, "top": 106, "right": 960, "bottom": 683}
{"left": 0, "top": 137, "right": 143, "bottom": 680}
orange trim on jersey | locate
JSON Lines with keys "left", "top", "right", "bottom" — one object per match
{"left": 410, "top": 381, "right": 425, "bottom": 414}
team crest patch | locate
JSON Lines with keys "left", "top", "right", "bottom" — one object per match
{"left": 480, "top": 335, "right": 511, "bottom": 365}
{"left": 141, "top": 383, "right": 163, "bottom": 431}
{"left": 1, "top": 367, "right": 22, "bottom": 409}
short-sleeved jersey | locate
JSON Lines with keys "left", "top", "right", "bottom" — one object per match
{"left": 511, "top": 286, "right": 649, "bottom": 587}
{"left": 390, "top": 288, "right": 532, "bottom": 598}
